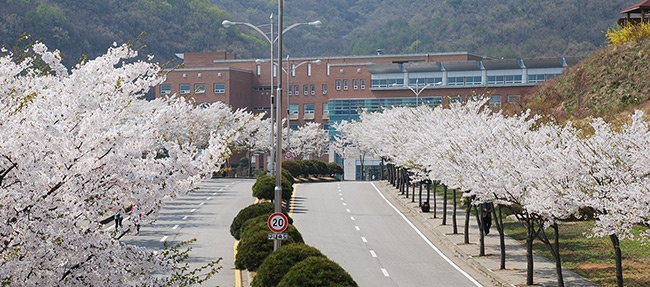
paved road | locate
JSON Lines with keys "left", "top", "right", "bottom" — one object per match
{"left": 291, "top": 181, "right": 488, "bottom": 287}
{"left": 121, "top": 178, "right": 255, "bottom": 287}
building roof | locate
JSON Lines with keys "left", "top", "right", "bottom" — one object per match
{"left": 621, "top": 0, "right": 650, "bottom": 14}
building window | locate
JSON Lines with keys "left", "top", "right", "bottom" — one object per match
{"left": 194, "top": 83, "right": 206, "bottom": 94}
{"left": 294, "top": 85, "right": 299, "bottom": 96}
{"left": 322, "top": 84, "right": 328, "bottom": 95}
{"left": 160, "top": 84, "right": 171, "bottom": 94}
{"left": 214, "top": 83, "right": 225, "bottom": 93}
{"left": 343, "top": 80, "right": 349, "bottom": 90}
{"left": 353, "top": 79, "right": 359, "bottom": 90}
{"left": 487, "top": 75, "right": 505, "bottom": 85}
{"left": 289, "top": 104, "right": 299, "bottom": 120}
{"left": 288, "top": 85, "right": 292, "bottom": 96}
{"left": 450, "top": 96, "right": 462, "bottom": 104}
{"left": 505, "top": 75, "right": 522, "bottom": 84}
{"left": 490, "top": 95, "right": 502, "bottom": 108}
{"left": 304, "top": 103, "right": 315, "bottom": 120}
{"left": 447, "top": 77, "right": 464, "bottom": 86}
{"left": 360, "top": 79, "right": 366, "bottom": 89}
{"left": 465, "top": 76, "right": 482, "bottom": 86}
{"left": 303, "top": 85, "right": 309, "bottom": 96}
{"left": 180, "top": 84, "right": 191, "bottom": 94}
{"left": 322, "top": 103, "right": 329, "bottom": 119}
{"left": 528, "top": 74, "right": 545, "bottom": 84}
{"left": 507, "top": 95, "right": 521, "bottom": 103}
{"left": 336, "top": 80, "right": 341, "bottom": 91}
{"left": 310, "top": 84, "right": 316, "bottom": 95}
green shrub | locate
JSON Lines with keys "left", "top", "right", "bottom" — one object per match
{"left": 252, "top": 173, "right": 294, "bottom": 201}
{"left": 301, "top": 160, "right": 318, "bottom": 176}
{"left": 282, "top": 161, "right": 302, "bottom": 178}
{"left": 281, "top": 168, "right": 295, "bottom": 185}
{"left": 230, "top": 202, "right": 293, "bottom": 240}
{"left": 235, "top": 216, "right": 304, "bottom": 271}
{"left": 327, "top": 162, "right": 343, "bottom": 176}
{"left": 251, "top": 243, "right": 325, "bottom": 287}
{"left": 276, "top": 256, "right": 357, "bottom": 287}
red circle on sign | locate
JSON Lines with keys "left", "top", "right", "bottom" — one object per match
{"left": 268, "top": 212, "right": 289, "bottom": 233}
{"left": 285, "top": 150, "right": 294, "bottom": 159}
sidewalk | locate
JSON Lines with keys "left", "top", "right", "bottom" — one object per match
{"left": 374, "top": 181, "right": 596, "bottom": 287}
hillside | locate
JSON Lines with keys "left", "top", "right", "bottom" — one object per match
{"left": 0, "top": 0, "right": 636, "bottom": 68}
{"left": 522, "top": 40, "right": 650, "bottom": 127}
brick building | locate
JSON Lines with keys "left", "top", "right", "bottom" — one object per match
{"left": 156, "top": 51, "right": 579, "bottom": 178}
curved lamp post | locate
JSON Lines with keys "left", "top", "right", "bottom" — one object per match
{"left": 393, "top": 80, "right": 442, "bottom": 105}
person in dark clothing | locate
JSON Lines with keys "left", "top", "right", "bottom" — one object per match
{"left": 481, "top": 202, "right": 493, "bottom": 235}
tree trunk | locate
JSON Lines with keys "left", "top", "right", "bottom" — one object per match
{"left": 452, "top": 189, "right": 458, "bottom": 234}
{"left": 475, "top": 205, "right": 485, "bottom": 256}
{"left": 433, "top": 181, "right": 438, "bottom": 218}
{"left": 418, "top": 183, "right": 422, "bottom": 207}
{"left": 526, "top": 219, "right": 535, "bottom": 286}
{"left": 492, "top": 204, "right": 506, "bottom": 270}
{"left": 464, "top": 201, "right": 471, "bottom": 244}
{"left": 610, "top": 234, "right": 624, "bottom": 287}
{"left": 442, "top": 184, "right": 448, "bottom": 225}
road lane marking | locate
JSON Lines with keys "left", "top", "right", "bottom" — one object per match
{"left": 361, "top": 237, "right": 367, "bottom": 243}
{"left": 346, "top": 209, "right": 351, "bottom": 213}
{"left": 381, "top": 268, "right": 390, "bottom": 277}
{"left": 191, "top": 208, "right": 197, "bottom": 213}
{"left": 207, "top": 197, "right": 211, "bottom": 200}
{"left": 182, "top": 215, "right": 188, "bottom": 220}
{"left": 160, "top": 236, "right": 168, "bottom": 242}
{"left": 340, "top": 197, "right": 344, "bottom": 200}
{"left": 355, "top": 226, "right": 360, "bottom": 231}
{"left": 370, "top": 182, "right": 483, "bottom": 287}
{"left": 172, "top": 224, "right": 179, "bottom": 230}
{"left": 212, "top": 192, "right": 217, "bottom": 196}
{"left": 350, "top": 216, "right": 355, "bottom": 221}
{"left": 199, "top": 202, "right": 204, "bottom": 206}
{"left": 343, "top": 202, "right": 347, "bottom": 206}
{"left": 370, "top": 250, "right": 377, "bottom": 257}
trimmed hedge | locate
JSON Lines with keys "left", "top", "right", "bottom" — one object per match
{"left": 251, "top": 243, "right": 325, "bottom": 287}
{"left": 252, "top": 173, "right": 293, "bottom": 201}
{"left": 276, "top": 256, "right": 358, "bottom": 287}
{"left": 327, "top": 162, "right": 343, "bottom": 176}
{"left": 229, "top": 202, "right": 293, "bottom": 240}
{"left": 235, "top": 215, "right": 304, "bottom": 271}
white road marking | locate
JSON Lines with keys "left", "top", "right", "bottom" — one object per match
{"left": 381, "top": 268, "right": 390, "bottom": 277}
{"left": 346, "top": 209, "right": 351, "bottom": 213}
{"left": 160, "top": 236, "right": 168, "bottom": 242}
{"left": 370, "top": 250, "right": 377, "bottom": 257}
{"left": 370, "top": 182, "right": 483, "bottom": 287}
{"left": 343, "top": 202, "right": 347, "bottom": 206}
{"left": 212, "top": 192, "right": 217, "bottom": 196}
{"left": 182, "top": 215, "right": 188, "bottom": 220}
{"left": 355, "top": 226, "right": 360, "bottom": 231}
{"left": 190, "top": 208, "right": 197, "bottom": 213}
{"left": 361, "top": 237, "right": 367, "bottom": 243}
{"left": 350, "top": 216, "right": 355, "bottom": 221}
{"left": 340, "top": 197, "right": 344, "bottom": 201}
{"left": 207, "top": 197, "right": 211, "bottom": 200}
{"left": 199, "top": 202, "right": 204, "bottom": 206}
{"left": 172, "top": 224, "right": 179, "bottom": 230}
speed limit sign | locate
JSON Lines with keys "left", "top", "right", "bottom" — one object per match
{"left": 267, "top": 212, "right": 289, "bottom": 233}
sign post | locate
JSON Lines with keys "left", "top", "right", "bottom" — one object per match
{"left": 268, "top": 212, "right": 289, "bottom": 242}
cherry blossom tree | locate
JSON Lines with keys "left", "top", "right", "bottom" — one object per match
{"left": 288, "top": 122, "right": 328, "bottom": 160}
{"left": 0, "top": 42, "right": 252, "bottom": 285}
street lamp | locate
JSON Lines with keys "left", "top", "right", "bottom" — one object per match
{"left": 393, "top": 80, "right": 442, "bottom": 105}
{"left": 222, "top": 16, "right": 321, "bottom": 175}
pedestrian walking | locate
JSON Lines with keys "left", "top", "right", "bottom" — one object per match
{"left": 114, "top": 212, "right": 123, "bottom": 231}
{"left": 131, "top": 204, "right": 143, "bottom": 235}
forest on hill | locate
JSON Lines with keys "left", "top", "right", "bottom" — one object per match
{"left": 0, "top": 0, "right": 636, "bottom": 67}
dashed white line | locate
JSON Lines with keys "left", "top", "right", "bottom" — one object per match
{"left": 381, "top": 268, "right": 390, "bottom": 277}
{"left": 355, "top": 226, "right": 360, "bottom": 231}
{"left": 199, "top": 202, "right": 205, "bottom": 206}
{"left": 172, "top": 224, "right": 179, "bottom": 230}
{"left": 340, "top": 197, "right": 344, "bottom": 201}
{"left": 370, "top": 250, "right": 377, "bottom": 257}
{"left": 211, "top": 192, "right": 217, "bottom": 196}
{"left": 346, "top": 209, "right": 351, "bottom": 213}
{"left": 207, "top": 197, "right": 211, "bottom": 200}
{"left": 343, "top": 202, "right": 347, "bottom": 206}
{"left": 190, "top": 208, "right": 197, "bottom": 213}
{"left": 182, "top": 215, "right": 189, "bottom": 220}
{"left": 350, "top": 216, "right": 355, "bottom": 221}
{"left": 361, "top": 237, "right": 367, "bottom": 243}
{"left": 160, "top": 236, "right": 168, "bottom": 242}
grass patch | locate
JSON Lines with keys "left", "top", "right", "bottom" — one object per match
{"left": 503, "top": 219, "right": 650, "bottom": 286}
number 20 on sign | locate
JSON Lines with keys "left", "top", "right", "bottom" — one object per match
{"left": 267, "top": 212, "right": 288, "bottom": 233}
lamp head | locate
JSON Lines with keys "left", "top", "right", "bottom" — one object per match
{"left": 313, "top": 59, "right": 322, "bottom": 65}
{"left": 222, "top": 20, "right": 234, "bottom": 28}
{"left": 309, "top": 20, "right": 322, "bottom": 28}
